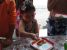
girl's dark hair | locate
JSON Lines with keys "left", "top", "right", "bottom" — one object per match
{"left": 20, "top": 0, "right": 35, "bottom": 13}
{"left": 15, "top": 0, "right": 25, "bottom": 10}
{"left": 0, "top": 0, "right": 4, "bottom": 4}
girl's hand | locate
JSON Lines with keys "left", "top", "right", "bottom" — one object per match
{"left": 30, "top": 34, "right": 38, "bottom": 40}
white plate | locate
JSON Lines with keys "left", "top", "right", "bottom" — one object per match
{"left": 31, "top": 38, "right": 53, "bottom": 50}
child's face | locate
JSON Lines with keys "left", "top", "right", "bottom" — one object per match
{"left": 22, "top": 11, "right": 35, "bottom": 22}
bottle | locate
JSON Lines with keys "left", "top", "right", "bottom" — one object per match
{"left": 64, "top": 40, "right": 67, "bottom": 50}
